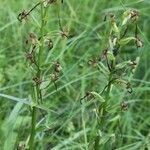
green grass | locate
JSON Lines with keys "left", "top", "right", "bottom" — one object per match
{"left": 0, "top": 0, "right": 150, "bottom": 149}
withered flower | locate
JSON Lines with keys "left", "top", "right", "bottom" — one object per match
{"left": 136, "top": 37, "right": 143, "bottom": 48}
{"left": 29, "top": 33, "right": 38, "bottom": 46}
{"left": 126, "top": 82, "right": 133, "bottom": 94}
{"left": 54, "top": 62, "right": 62, "bottom": 73}
{"left": 33, "top": 77, "right": 42, "bottom": 85}
{"left": 47, "top": 0, "right": 57, "bottom": 4}
{"left": 17, "top": 10, "right": 28, "bottom": 22}
{"left": 120, "top": 101, "right": 128, "bottom": 111}
{"left": 130, "top": 10, "right": 139, "bottom": 21}
{"left": 47, "top": 38, "right": 53, "bottom": 50}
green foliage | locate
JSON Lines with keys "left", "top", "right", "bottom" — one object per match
{"left": 0, "top": 0, "right": 149, "bottom": 150}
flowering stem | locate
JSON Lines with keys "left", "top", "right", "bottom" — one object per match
{"left": 94, "top": 70, "right": 113, "bottom": 149}
{"left": 29, "top": 3, "right": 48, "bottom": 149}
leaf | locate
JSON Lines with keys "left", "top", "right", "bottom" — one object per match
{"left": 107, "top": 51, "right": 115, "bottom": 61}
{"left": 0, "top": 93, "right": 58, "bottom": 114}
{"left": 112, "top": 22, "right": 120, "bottom": 34}
{"left": 3, "top": 102, "right": 23, "bottom": 150}
{"left": 40, "top": 80, "right": 51, "bottom": 89}
{"left": 51, "top": 129, "right": 90, "bottom": 150}
{"left": 122, "top": 16, "right": 130, "bottom": 26}
{"left": 36, "top": 125, "right": 47, "bottom": 132}
{"left": 122, "top": 11, "right": 131, "bottom": 26}
{"left": 116, "top": 61, "right": 130, "bottom": 70}
{"left": 90, "top": 92, "right": 105, "bottom": 102}
{"left": 109, "top": 38, "right": 114, "bottom": 50}
{"left": 119, "top": 37, "right": 136, "bottom": 46}
{"left": 15, "top": 116, "right": 31, "bottom": 129}
{"left": 115, "top": 79, "right": 127, "bottom": 85}
{"left": 109, "top": 115, "right": 120, "bottom": 122}
{"left": 94, "top": 135, "right": 100, "bottom": 149}
{"left": 97, "top": 62, "right": 109, "bottom": 78}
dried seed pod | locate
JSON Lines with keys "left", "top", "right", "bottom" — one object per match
{"left": 29, "top": 33, "right": 38, "bottom": 46}
{"left": 58, "top": 11, "right": 69, "bottom": 38}
{"left": 60, "top": 28, "right": 69, "bottom": 38}
{"left": 54, "top": 62, "right": 62, "bottom": 73}
{"left": 130, "top": 10, "right": 139, "bottom": 21}
{"left": 126, "top": 82, "right": 133, "bottom": 93}
{"left": 88, "top": 58, "right": 98, "bottom": 67}
{"left": 120, "top": 101, "right": 128, "bottom": 111}
{"left": 47, "top": 38, "right": 53, "bottom": 50}
{"left": 51, "top": 73, "right": 58, "bottom": 81}
{"left": 51, "top": 73, "right": 59, "bottom": 90}
{"left": 129, "top": 60, "right": 137, "bottom": 68}
{"left": 33, "top": 77, "right": 42, "bottom": 85}
{"left": 101, "top": 49, "right": 108, "bottom": 60}
{"left": 110, "top": 13, "right": 115, "bottom": 22}
{"left": 17, "top": 10, "right": 28, "bottom": 22}
{"left": 17, "top": 142, "right": 25, "bottom": 150}
{"left": 128, "top": 60, "right": 137, "bottom": 74}
{"left": 50, "top": 62, "right": 62, "bottom": 91}
{"left": 136, "top": 37, "right": 143, "bottom": 48}
{"left": 47, "top": 0, "right": 57, "bottom": 4}
{"left": 25, "top": 46, "right": 36, "bottom": 65}
{"left": 25, "top": 52, "right": 35, "bottom": 64}
{"left": 17, "top": 2, "right": 41, "bottom": 22}
{"left": 80, "top": 91, "right": 92, "bottom": 103}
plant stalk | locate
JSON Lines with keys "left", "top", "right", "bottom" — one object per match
{"left": 28, "top": 3, "right": 48, "bottom": 149}
{"left": 94, "top": 72, "right": 112, "bottom": 149}
{"left": 29, "top": 107, "right": 37, "bottom": 150}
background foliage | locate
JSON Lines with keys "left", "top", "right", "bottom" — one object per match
{"left": 0, "top": 0, "right": 150, "bottom": 149}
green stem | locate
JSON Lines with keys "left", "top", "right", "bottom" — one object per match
{"left": 38, "top": 4, "right": 48, "bottom": 67}
{"left": 29, "top": 107, "right": 37, "bottom": 150}
{"left": 94, "top": 73, "right": 112, "bottom": 149}
{"left": 38, "top": 3, "right": 45, "bottom": 67}
{"left": 29, "top": 3, "right": 48, "bottom": 149}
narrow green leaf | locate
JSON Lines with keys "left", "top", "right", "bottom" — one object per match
{"left": 109, "top": 115, "right": 120, "bottom": 122}
{"left": 90, "top": 92, "right": 105, "bottom": 102}
{"left": 119, "top": 37, "right": 136, "bottom": 46}
{"left": 116, "top": 61, "right": 129, "bottom": 70}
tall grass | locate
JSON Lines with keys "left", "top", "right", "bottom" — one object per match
{"left": 0, "top": 0, "right": 149, "bottom": 149}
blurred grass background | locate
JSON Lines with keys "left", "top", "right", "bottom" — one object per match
{"left": 0, "top": 0, "right": 150, "bottom": 149}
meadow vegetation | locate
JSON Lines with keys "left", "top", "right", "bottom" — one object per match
{"left": 0, "top": 0, "right": 150, "bottom": 149}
